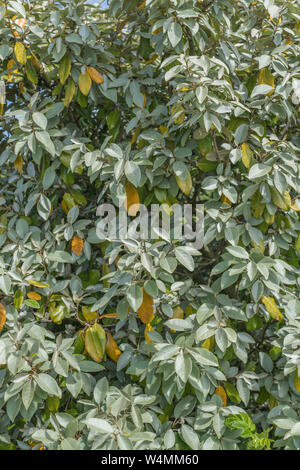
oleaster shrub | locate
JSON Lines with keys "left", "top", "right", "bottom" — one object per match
{"left": 0, "top": 0, "right": 300, "bottom": 451}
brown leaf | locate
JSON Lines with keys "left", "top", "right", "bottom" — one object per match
{"left": 72, "top": 235, "right": 84, "bottom": 256}
{"left": 0, "top": 303, "right": 6, "bottom": 331}
{"left": 137, "top": 288, "right": 154, "bottom": 324}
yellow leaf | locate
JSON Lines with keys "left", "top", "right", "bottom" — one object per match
{"left": 59, "top": 54, "right": 71, "bottom": 85}
{"left": 99, "top": 312, "right": 117, "bottom": 320}
{"left": 262, "top": 296, "right": 283, "bottom": 321}
{"left": 0, "top": 303, "right": 6, "bottom": 331}
{"left": 64, "top": 78, "right": 75, "bottom": 107}
{"left": 7, "top": 59, "right": 18, "bottom": 81}
{"left": 14, "top": 42, "right": 27, "bottom": 65}
{"left": 14, "top": 155, "right": 23, "bottom": 173}
{"left": 137, "top": 288, "right": 154, "bottom": 324}
{"left": 258, "top": 68, "right": 275, "bottom": 96}
{"left": 125, "top": 182, "right": 140, "bottom": 216}
{"left": 215, "top": 386, "right": 227, "bottom": 407}
{"left": 291, "top": 200, "right": 300, "bottom": 211}
{"left": 78, "top": 72, "right": 92, "bottom": 96}
{"left": 144, "top": 53, "right": 158, "bottom": 65}
{"left": 137, "top": 1, "right": 146, "bottom": 10}
{"left": 85, "top": 323, "right": 106, "bottom": 362}
{"left": 175, "top": 169, "right": 192, "bottom": 195}
{"left": 294, "top": 371, "right": 300, "bottom": 392}
{"left": 86, "top": 66, "right": 104, "bottom": 84}
{"left": 28, "top": 441, "right": 44, "bottom": 450}
{"left": 221, "top": 193, "right": 232, "bottom": 206}
{"left": 28, "top": 280, "right": 50, "bottom": 288}
{"left": 202, "top": 336, "right": 215, "bottom": 351}
{"left": 144, "top": 323, "right": 154, "bottom": 343}
{"left": 72, "top": 235, "right": 84, "bottom": 256}
{"left": 82, "top": 305, "right": 98, "bottom": 323}
{"left": 241, "top": 143, "right": 253, "bottom": 169}
{"left": 27, "top": 291, "right": 42, "bottom": 301}
{"left": 61, "top": 200, "right": 69, "bottom": 215}
{"left": 105, "top": 332, "right": 121, "bottom": 362}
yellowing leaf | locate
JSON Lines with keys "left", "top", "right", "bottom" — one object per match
{"left": 72, "top": 235, "right": 84, "bottom": 256}
{"left": 295, "top": 233, "right": 300, "bottom": 254}
{"left": 125, "top": 182, "right": 140, "bottom": 216}
{"left": 258, "top": 68, "right": 275, "bottom": 96}
{"left": 0, "top": 303, "right": 6, "bottom": 330}
{"left": 159, "top": 125, "right": 169, "bottom": 137}
{"left": 64, "top": 78, "right": 75, "bottom": 107}
{"left": 171, "top": 104, "right": 185, "bottom": 125}
{"left": 82, "top": 305, "right": 98, "bottom": 323}
{"left": 270, "top": 188, "right": 290, "bottom": 211}
{"left": 170, "top": 305, "right": 184, "bottom": 332}
{"left": 105, "top": 332, "right": 121, "bottom": 362}
{"left": 137, "top": 288, "right": 154, "bottom": 324}
{"left": 144, "top": 323, "right": 154, "bottom": 343}
{"left": 264, "top": 209, "right": 274, "bottom": 225}
{"left": 28, "top": 280, "right": 50, "bottom": 288}
{"left": 85, "top": 323, "right": 106, "bottom": 362}
{"left": 175, "top": 169, "right": 192, "bottom": 195}
{"left": 14, "top": 42, "right": 27, "bottom": 65}
{"left": 101, "top": 264, "right": 111, "bottom": 289}
{"left": 14, "top": 155, "right": 23, "bottom": 173}
{"left": 269, "top": 394, "right": 277, "bottom": 410}
{"left": 27, "top": 291, "right": 42, "bottom": 301}
{"left": 61, "top": 200, "right": 69, "bottom": 215}
{"left": 215, "top": 385, "right": 227, "bottom": 407}
{"left": 74, "top": 330, "right": 85, "bottom": 354}
{"left": 241, "top": 143, "right": 253, "bottom": 169}
{"left": 59, "top": 54, "right": 71, "bottom": 85}
{"left": 251, "top": 190, "right": 265, "bottom": 218}
{"left": 294, "top": 371, "right": 300, "bottom": 392}
{"left": 262, "top": 296, "right": 283, "bottom": 321}
{"left": 86, "top": 66, "right": 104, "bottom": 84}
{"left": 14, "top": 289, "right": 23, "bottom": 309}
{"left": 78, "top": 72, "right": 92, "bottom": 96}
{"left": 202, "top": 336, "right": 215, "bottom": 351}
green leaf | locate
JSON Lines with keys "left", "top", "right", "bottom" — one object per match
{"left": 35, "top": 373, "right": 61, "bottom": 398}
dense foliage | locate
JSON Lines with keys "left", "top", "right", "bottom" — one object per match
{"left": 0, "top": 0, "right": 300, "bottom": 451}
